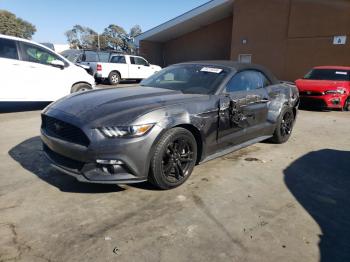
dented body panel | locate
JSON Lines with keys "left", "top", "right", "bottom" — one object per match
{"left": 41, "top": 61, "right": 299, "bottom": 184}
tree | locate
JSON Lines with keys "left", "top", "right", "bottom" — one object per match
{"left": 102, "top": 24, "right": 128, "bottom": 51}
{"left": 130, "top": 25, "right": 142, "bottom": 38}
{"left": 0, "top": 10, "right": 36, "bottom": 39}
{"left": 102, "top": 24, "right": 142, "bottom": 53}
{"left": 65, "top": 25, "right": 99, "bottom": 49}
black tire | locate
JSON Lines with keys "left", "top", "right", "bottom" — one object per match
{"left": 71, "top": 83, "right": 92, "bottom": 93}
{"left": 149, "top": 127, "right": 197, "bottom": 190}
{"left": 108, "top": 71, "right": 120, "bottom": 85}
{"left": 270, "top": 106, "right": 295, "bottom": 144}
{"left": 343, "top": 97, "right": 350, "bottom": 111}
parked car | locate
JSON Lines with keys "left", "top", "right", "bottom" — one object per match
{"left": 60, "top": 49, "right": 94, "bottom": 75}
{"left": 86, "top": 53, "right": 161, "bottom": 85}
{"left": 41, "top": 61, "right": 299, "bottom": 189}
{"left": 0, "top": 34, "right": 96, "bottom": 104}
{"left": 295, "top": 66, "right": 350, "bottom": 111}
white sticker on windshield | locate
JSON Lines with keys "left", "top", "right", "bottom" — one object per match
{"left": 200, "top": 67, "right": 223, "bottom": 74}
{"left": 336, "top": 71, "right": 348, "bottom": 75}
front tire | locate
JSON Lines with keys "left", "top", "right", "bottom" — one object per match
{"left": 149, "top": 128, "right": 197, "bottom": 190}
{"left": 108, "top": 71, "right": 120, "bottom": 85}
{"left": 343, "top": 97, "right": 350, "bottom": 111}
{"left": 71, "top": 83, "right": 92, "bottom": 93}
{"left": 270, "top": 106, "right": 295, "bottom": 144}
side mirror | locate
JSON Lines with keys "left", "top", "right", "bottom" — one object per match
{"left": 50, "top": 60, "right": 65, "bottom": 69}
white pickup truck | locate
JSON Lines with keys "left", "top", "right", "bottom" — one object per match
{"left": 88, "top": 54, "right": 161, "bottom": 85}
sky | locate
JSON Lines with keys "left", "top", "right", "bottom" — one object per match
{"left": 0, "top": 0, "right": 208, "bottom": 43}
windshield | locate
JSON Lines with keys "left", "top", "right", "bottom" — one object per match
{"left": 304, "top": 69, "right": 350, "bottom": 81}
{"left": 140, "top": 64, "right": 229, "bottom": 94}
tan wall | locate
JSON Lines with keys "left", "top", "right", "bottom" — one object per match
{"left": 231, "top": 0, "right": 350, "bottom": 81}
{"left": 163, "top": 16, "right": 233, "bottom": 66}
{"left": 140, "top": 0, "right": 350, "bottom": 81}
{"left": 138, "top": 40, "right": 164, "bottom": 66}
{"left": 230, "top": 0, "right": 290, "bottom": 79}
{"left": 285, "top": 0, "right": 350, "bottom": 80}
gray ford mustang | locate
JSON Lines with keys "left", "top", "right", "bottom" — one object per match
{"left": 41, "top": 61, "right": 299, "bottom": 189}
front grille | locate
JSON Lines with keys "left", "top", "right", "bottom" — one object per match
{"left": 300, "top": 97, "right": 327, "bottom": 108}
{"left": 41, "top": 115, "right": 90, "bottom": 146}
{"left": 43, "top": 144, "right": 84, "bottom": 171}
{"left": 299, "top": 91, "right": 324, "bottom": 96}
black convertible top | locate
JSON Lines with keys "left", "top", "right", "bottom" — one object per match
{"left": 177, "top": 60, "right": 279, "bottom": 84}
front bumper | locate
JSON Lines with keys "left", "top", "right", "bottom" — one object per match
{"left": 300, "top": 94, "right": 347, "bottom": 109}
{"left": 41, "top": 115, "right": 164, "bottom": 184}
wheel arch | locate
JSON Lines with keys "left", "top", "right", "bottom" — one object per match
{"left": 109, "top": 70, "right": 122, "bottom": 79}
{"left": 70, "top": 82, "right": 92, "bottom": 93}
{"left": 173, "top": 124, "right": 203, "bottom": 164}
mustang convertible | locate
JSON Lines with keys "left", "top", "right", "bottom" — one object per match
{"left": 41, "top": 61, "right": 299, "bottom": 189}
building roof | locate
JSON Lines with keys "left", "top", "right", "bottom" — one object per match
{"left": 135, "top": 0, "right": 234, "bottom": 45}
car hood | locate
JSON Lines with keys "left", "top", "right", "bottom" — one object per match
{"left": 296, "top": 79, "right": 349, "bottom": 92}
{"left": 45, "top": 86, "right": 205, "bottom": 126}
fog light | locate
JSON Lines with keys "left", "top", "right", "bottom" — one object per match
{"left": 96, "top": 159, "right": 123, "bottom": 165}
{"left": 331, "top": 98, "right": 340, "bottom": 105}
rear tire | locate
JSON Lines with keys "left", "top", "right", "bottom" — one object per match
{"left": 108, "top": 71, "right": 120, "bottom": 85}
{"left": 149, "top": 128, "right": 197, "bottom": 190}
{"left": 71, "top": 83, "right": 92, "bottom": 93}
{"left": 270, "top": 106, "right": 295, "bottom": 144}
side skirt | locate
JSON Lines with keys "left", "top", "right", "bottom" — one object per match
{"left": 199, "top": 135, "right": 272, "bottom": 164}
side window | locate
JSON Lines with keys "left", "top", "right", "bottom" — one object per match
{"left": 225, "top": 70, "right": 270, "bottom": 92}
{"left": 258, "top": 72, "right": 272, "bottom": 87}
{"left": 110, "top": 56, "right": 126, "bottom": 64}
{"left": 134, "top": 57, "right": 149, "bottom": 66}
{"left": 98, "top": 52, "right": 110, "bottom": 62}
{"left": 130, "top": 56, "right": 136, "bottom": 64}
{"left": 84, "top": 51, "right": 98, "bottom": 62}
{"left": 20, "top": 42, "right": 62, "bottom": 65}
{"left": 0, "top": 38, "right": 19, "bottom": 60}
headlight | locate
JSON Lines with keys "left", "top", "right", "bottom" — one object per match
{"left": 98, "top": 124, "right": 154, "bottom": 138}
{"left": 325, "top": 88, "right": 346, "bottom": 95}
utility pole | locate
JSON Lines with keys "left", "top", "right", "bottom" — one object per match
{"left": 97, "top": 34, "right": 100, "bottom": 50}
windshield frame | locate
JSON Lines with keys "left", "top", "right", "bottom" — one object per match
{"left": 140, "top": 64, "right": 232, "bottom": 95}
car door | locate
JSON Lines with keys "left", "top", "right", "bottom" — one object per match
{"left": 217, "top": 70, "right": 270, "bottom": 148}
{"left": 110, "top": 55, "right": 129, "bottom": 79}
{"left": 128, "top": 56, "right": 152, "bottom": 79}
{"left": 0, "top": 38, "right": 24, "bottom": 101}
{"left": 18, "top": 41, "right": 69, "bottom": 101}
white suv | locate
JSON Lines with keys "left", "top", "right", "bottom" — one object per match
{"left": 0, "top": 34, "right": 96, "bottom": 103}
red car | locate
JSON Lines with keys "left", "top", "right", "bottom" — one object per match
{"left": 296, "top": 66, "right": 350, "bottom": 111}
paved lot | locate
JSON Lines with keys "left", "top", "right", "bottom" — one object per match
{"left": 0, "top": 109, "right": 349, "bottom": 262}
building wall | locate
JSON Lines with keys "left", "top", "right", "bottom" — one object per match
{"left": 286, "top": 0, "right": 350, "bottom": 80}
{"left": 139, "top": 16, "right": 233, "bottom": 67}
{"left": 231, "top": 0, "right": 350, "bottom": 81}
{"left": 138, "top": 40, "right": 164, "bottom": 67}
{"left": 162, "top": 16, "right": 233, "bottom": 66}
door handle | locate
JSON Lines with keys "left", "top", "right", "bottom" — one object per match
{"left": 138, "top": 66, "right": 141, "bottom": 69}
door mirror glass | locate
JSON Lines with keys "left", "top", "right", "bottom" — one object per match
{"left": 50, "top": 59, "right": 65, "bottom": 69}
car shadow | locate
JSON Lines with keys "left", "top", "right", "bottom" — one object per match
{"left": 8, "top": 136, "right": 126, "bottom": 193}
{"left": 0, "top": 102, "right": 51, "bottom": 113}
{"left": 284, "top": 149, "right": 350, "bottom": 262}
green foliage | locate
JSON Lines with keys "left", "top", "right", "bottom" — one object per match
{"left": 65, "top": 24, "right": 142, "bottom": 53}
{"left": 0, "top": 10, "right": 36, "bottom": 39}
{"left": 65, "top": 25, "right": 99, "bottom": 49}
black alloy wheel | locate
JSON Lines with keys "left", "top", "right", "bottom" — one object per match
{"left": 149, "top": 128, "right": 197, "bottom": 189}
{"left": 280, "top": 110, "right": 294, "bottom": 137}
{"left": 162, "top": 138, "right": 195, "bottom": 183}
{"left": 269, "top": 106, "right": 295, "bottom": 144}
